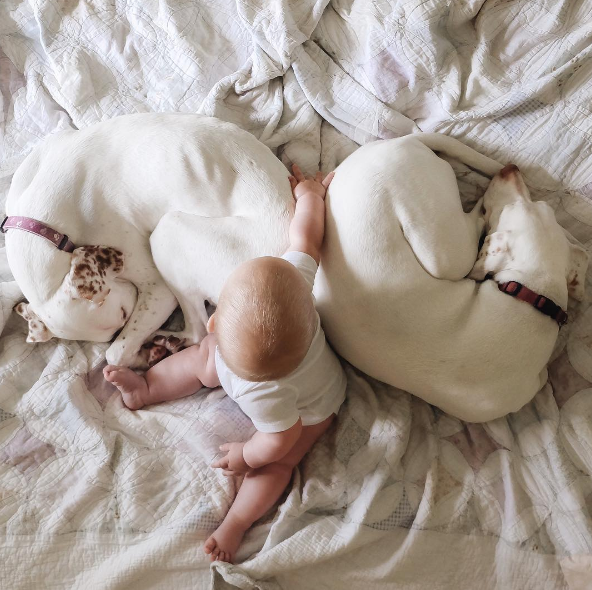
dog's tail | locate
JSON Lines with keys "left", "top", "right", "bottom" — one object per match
{"left": 412, "top": 133, "right": 503, "bottom": 178}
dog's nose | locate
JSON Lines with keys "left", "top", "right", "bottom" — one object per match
{"left": 499, "top": 164, "right": 520, "bottom": 178}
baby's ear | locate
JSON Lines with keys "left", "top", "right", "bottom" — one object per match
{"left": 566, "top": 241, "right": 588, "bottom": 301}
{"left": 468, "top": 231, "right": 512, "bottom": 281}
{"left": 65, "top": 246, "right": 124, "bottom": 305}
{"left": 207, "top": 312, "right": 216, "bottom": 334}
{"left": 14, "top": 302, "right": 54, "bottom": 343}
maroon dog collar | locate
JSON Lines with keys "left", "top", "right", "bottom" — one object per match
{"left": 1, "top": 216, "right": 76, "bottom": 253}
{"left": 498, "top": 281, "right": 568, "bottom": 326}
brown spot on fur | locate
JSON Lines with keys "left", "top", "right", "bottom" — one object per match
{"left": 74, "top": 263, "right": 91, "bottom": 275}
{"left": 68, "top": 246, "right": 124, "bottom": 302}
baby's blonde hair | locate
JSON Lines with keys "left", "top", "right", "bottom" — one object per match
{"left": 215, "top": 257, "right": 316, "bottom": 381}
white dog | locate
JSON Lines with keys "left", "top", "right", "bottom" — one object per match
{"left": 315, "top": 140, "right": 588, "bottom": 422}
{"left": 4, "top": 113, "right": 294, "bottom": 366}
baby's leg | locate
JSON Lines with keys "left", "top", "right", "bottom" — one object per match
{"left": 103, "top": 334, "right": 219, "bottom": 410}
{"left": 204, "top": 415, "right": 334, "bottom": 563}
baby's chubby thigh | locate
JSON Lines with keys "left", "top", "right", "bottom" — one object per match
{"left": 276, "top": 414, "right": 334, "bottom": 469}
{"left": 172, "top": 335, "right": 220, "bottom": 389}
{"left": 194, "top": 334, "right": 220, "bottom": 388}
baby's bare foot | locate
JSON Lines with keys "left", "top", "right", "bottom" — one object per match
{"left": 204, "top": 514, "right": 248, "bottom": 563}
{"left": 103, "top": 365, "right": 148, "bottom": 410}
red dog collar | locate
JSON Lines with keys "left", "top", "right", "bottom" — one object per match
{"left": 498, "top": 281, "right": 568, "bottom": 326}
{"left": 1, "top": 216, "right": 76, "bottom": 253}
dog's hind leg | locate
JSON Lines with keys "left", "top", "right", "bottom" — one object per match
{"left": 328, "top": 137, "right": 485, "bottom": 282}
{"left": 150, "top": 211, "right": 288, "bottom": 346}
{"left": 106, "top": 271, "right": 178, "bottom": 367}
{"left": 147, "top": 293, "right": 210, "bottom": 348}
{"left": 393, "top": 154, "right": 485, "bottom": 281}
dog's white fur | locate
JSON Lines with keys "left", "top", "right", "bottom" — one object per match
{"left": 5, "top": 114, "right": 587, "bottom": 421}
{"left": 5, "top": 113, "right": 293, "bottom": 366}
{"left": 314, "top": 140, "right": 588, "bottom": 422}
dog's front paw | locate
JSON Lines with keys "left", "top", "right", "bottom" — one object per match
{"left": 127, "top": 334, "right": 187, "bottom": 370}
{"left": 106, "top": 340, "right": 139, "bottom": 368}
{"left": 152, "top": 334, "right": 186, "bottom": 354}
{"left": 130, "top": 342, "right": 168, "bottom": 370}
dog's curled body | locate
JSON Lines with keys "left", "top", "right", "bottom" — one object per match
{"left": 315, "top": 137, "right": 587, "bottom": 422}
{"left": 6, "top": 113, "right": 293, "bottom": 365}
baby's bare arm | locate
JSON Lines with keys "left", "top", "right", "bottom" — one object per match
{"left": 243, "top": 419, "right": 303, "bottom": 469}
{"left": 286, "top": 165, "right": 334, "bottom": 264}
{"left": 211, "top": 419, "right": 303, "bottom": 475}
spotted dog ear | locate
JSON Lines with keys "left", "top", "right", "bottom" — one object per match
{"left": 65, "top": 246, "right": 124, "bottom": 305}
{"left": 566, "top": 241, "right": 588, "bottom": 302}
{"left": 468, "top": 231, "right": 511, "bottom": 281}
{"left": 14, "top": 302, "right": 54, "bottom": 343}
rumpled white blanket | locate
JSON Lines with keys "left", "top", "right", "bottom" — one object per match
{"left": 1, "top": 1, "right": 592, "bottom": 589}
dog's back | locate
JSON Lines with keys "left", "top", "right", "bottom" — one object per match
{"left": 316, "top": 135, "right": 575, "bottom": 422}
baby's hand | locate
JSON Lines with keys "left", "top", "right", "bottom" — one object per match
{"left": 288, "top": 164, "right": 334, "bottom": 201}
{"left": 211, "top": 442, "right": 250, "bottom": 476}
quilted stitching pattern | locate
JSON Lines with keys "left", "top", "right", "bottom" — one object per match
{"left": 0, "top": 1, "right": 592, "bottom": 588}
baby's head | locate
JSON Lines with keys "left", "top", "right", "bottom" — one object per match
{"left": 208, "top": 257, "right": 317, "bottom": 381}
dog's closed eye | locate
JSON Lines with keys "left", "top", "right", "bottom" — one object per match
{"left": 469, "top": 231, "right": 512, "bottom": 281}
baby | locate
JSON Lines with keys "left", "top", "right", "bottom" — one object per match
{"left": 103, "top": 164, "right": 347, "bottom": 563}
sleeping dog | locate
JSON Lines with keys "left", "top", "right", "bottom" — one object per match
{"left": 315, "top": 140, "right": 588, "bottom": 422}
{"left": 4, "top": 113, "right": 293, "bottom": 367}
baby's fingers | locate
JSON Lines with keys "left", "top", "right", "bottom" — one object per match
{"left": 288, "top": 175, "right": 298, "bottom": 191}
{"left": 211, "top": 456, "right": 229, "bottom": 469}
{"left": 322, "top": 171, "right": 335, "bottom": 188}
{"left": 292, "top": 163, "right": 305, "bottom": 182}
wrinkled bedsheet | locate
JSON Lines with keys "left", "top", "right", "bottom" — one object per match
{"left": 1, "top": 1, "right": 592, "bottom": 588}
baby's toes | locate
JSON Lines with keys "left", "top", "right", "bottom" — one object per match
{"left": 103, "top": 366, "right": 118, "bottom": 381}
{"left": 208, "top": 543, "right": 221, "bottom": 561}
{"left": 204, "top": 537, "right": 215, "bottom": 555}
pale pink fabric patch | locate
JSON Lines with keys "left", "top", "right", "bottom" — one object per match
{"left": 0, "top": 427, "right": 61, "bottom": 477}
{"left": 85, "top": 363, "right": 118, "bottom": 408}
{"left": 444, "top": 423, "right": 505, "bottom": 471}
{"left": 548, "top": 355, "right": 592, "bottom": 409}
{"left": 364, "top": 46, "right": 414, "bottom": 104}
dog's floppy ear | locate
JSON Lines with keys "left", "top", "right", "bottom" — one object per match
{"left": 468, "top": 231, "right": 511, "bottom": 281}
{"left": 566, "top": 241, "right": 588, "bottom": 301}
{"left": 14, "top": 302, "right": 54, "bottom": 343}
{"left": 65, "top": 246, "right": 124, "bottom": 305}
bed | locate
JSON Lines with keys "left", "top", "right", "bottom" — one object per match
{"left": 1, "top": 1, "right": 592, "bottom": 588}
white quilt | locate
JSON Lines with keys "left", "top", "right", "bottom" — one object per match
{"left": 1, "top": 1, "right": 592, "bottom": 589}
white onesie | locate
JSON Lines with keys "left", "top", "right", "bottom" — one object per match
{"left": 214, "top": 251, "right": 347, "bottom": 433}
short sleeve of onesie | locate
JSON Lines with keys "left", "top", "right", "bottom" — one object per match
{"left": 281, "top": 251, "right": 317, "bottom": 290}
{"left": 231, "top": 381, "right": 301, "bottom": 433}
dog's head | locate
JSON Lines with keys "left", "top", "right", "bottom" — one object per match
{"left": 15, "top": 246, "right": 137, "bottom": 343}
{"left": 470, "top": 164, "right": 589, "bottom": 302}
